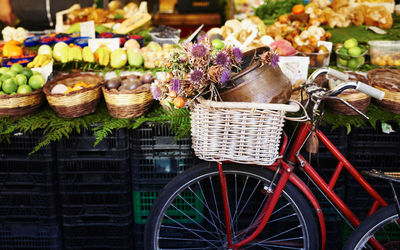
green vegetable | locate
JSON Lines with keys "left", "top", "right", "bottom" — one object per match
{"left": 255, "top": 0, "right": 303, "bottom": 22}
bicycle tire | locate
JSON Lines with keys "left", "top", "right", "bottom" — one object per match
{"left": 144, "top": 162, "right": 320, "bottom": 249}
{"left": 343, "top": 204, "right": 400, "bottom": 250}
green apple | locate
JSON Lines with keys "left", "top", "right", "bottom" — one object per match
{"left": 337, "top": 58, "right": 348, "bottom": 67}
{"left": 212, "top": 39, "right": 224, "bottom": 50}
{"left": 347, "top": 58, "right": 360, "bottom": 69}
{"left": 127, "top": 49, "right": 144, "bottom": 67}
{"left": 2, "top": 78, "right": 18, "bottom": 94}
{"left": 17, "top": 84, "right": 33, "bottom": 94}
{"left": 28, "top": 74, "right": 45, "bottom": 90}
{"left": 110, "top": 48, "right": 128, "bottom": 68}
{"left": 338, "top": 47, "right": 350, "bottom": 60}
{"left": 15, "top": 74, "right": 27, "bottom": 85}
{"left": 20, "top": 68, "right": 33, "bottom": 79}
{"left": 147, "top": 42, "right": 162, "bottom": 51}
{"left": 0, "top": 67, "right": 9, "bottom": 75}
{"left": 0, "top": 74, "right": 11, "bottom": 83}
{"left": 5, "top": 70, "right": 17, "bottom": 78}
{"left": 10, "top": 63, "right": 23, "bottom": 73}
{"left": 358, "top": 56, "right": 365, "bottom": 65}
{"left": 344, "top": 38, "right": 358, "bottom": 49}
{"left": 348, "top": 46, "right": 362, "bottom": 57}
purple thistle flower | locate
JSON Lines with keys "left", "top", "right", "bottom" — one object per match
{"left": 171, "top": 78, "right": 180, "bottom": 92}
{"left": 151, "top": 85, "right": 161, "bottom": 100}
{"left": 221, "top": 70, "right": 230, "bottom": 84}
{"left": 190, "top": 69, "right": 203, "bottom": 83}
{"left": 233, "top": 48, "right": 243, "bottom": 62}
{"left": 271, "top": 53, "right": 280, "bottom": 68}
{"left": 215, "top": 51, "right": 229, "bottom": 67}
{"left": 191, "top": 44, "right": 207, "bottom": 58}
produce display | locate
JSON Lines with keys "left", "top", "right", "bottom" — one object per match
{"left": 0, "top": 64, "right": 44, "bottom": 95}
{"left": 0, "top": 0, "right": 398, "bottom": 121}
{"left": 335, "top": 38, "right": 367, "bottom": 69}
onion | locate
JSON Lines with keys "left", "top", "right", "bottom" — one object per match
{"left": 141, "top": 73, "right": 154, "bottom": 84}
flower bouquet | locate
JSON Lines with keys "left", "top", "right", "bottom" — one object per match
{"left": 150, "top": 37, "right": 244, "bottom": 108}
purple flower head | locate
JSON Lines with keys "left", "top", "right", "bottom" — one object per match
{"left": 233, "top": 48, "right": 243, "bottom": 62}
{"left": 151, "top": 85, "right": 161, "bottom": 100}
{"left": 221, "top": 70, "right": 230, "bottom": 84}
{"left": 190, "top": 69, "right": 203, "bottom": 83}
{"left": 170, "top": 78, "right": 180, "bottom": 92}
{"left": 215, "top": 51, "right": 230, "bottom": 67}
{"left": 191, "top": 44, "right": 208, "bottom": 58}
{"left": 271, "top": 53, "right": 280, "bottom": 68}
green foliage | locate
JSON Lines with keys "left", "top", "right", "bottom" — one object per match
{"left": 322, "top": 103, "right": 400, "bottom": 133}
{"left": 0, "top": 101, "right": 192, "bottom": 155}
{"left": 255, "top": 0, "right": 303, "bottom": 24}
{"left": 326, "top": 15, "right": 400, "bottom": 44}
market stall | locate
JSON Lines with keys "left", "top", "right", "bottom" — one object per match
{"left": 0, "top": 0, "right": 400, "bottom": 249}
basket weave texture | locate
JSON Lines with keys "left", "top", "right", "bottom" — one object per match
{"left": 368, "top": 69, "right": 400, "bottom": 114}
{"left": 102, "top": 84, "right": 153, "bottom": 119}
{"left": 191, "top": 100, "right": 287, "bottom": 166}
{"left": 43, "top": 73, "right": 103, "bottom": 118}
{"left": 0, "top": 89, "right": 44, "bottom": 117}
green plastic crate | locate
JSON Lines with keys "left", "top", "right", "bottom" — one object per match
{"left": 133, "top": 188, "right": 204, "bottom": 224}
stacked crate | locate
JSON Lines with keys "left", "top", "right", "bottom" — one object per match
{"left": 0, "top": 130, "right": 61, "bottom": 249}
{"left": 57, "top": 127, "right": 133, "bottom": 249}
{"left": 130, "top": 123, "right": 201, "bottom": 249}
{"left": 298, "top": 125, "right": 348, "bottom": 249}
{"left": 345, "top": 123, "right": 400, "bottom": 219}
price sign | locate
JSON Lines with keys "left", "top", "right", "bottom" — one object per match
{"left": 80, "top": 21, "right": 95, "bottom": 39}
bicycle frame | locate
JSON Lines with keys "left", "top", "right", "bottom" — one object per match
{"left": 217, "top": 122, "right": 389, "bottom": 250}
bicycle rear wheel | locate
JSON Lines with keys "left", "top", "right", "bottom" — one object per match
{"left": 343, "top": 204, "right": 400, "bottom": 250}
{"left": 145, "top": 162, "right": 320, "bottom": 249}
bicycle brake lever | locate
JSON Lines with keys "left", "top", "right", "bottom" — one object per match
{"left": 323, "top": 96, "right": 369, "bottom": 120}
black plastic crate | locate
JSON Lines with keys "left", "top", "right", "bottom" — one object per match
{"left": 133, "top": 223, "right": 145, "bottom": 250}
{"left": 0, "top": 159, "right": 56, "bottom": 190}
{"left": 63, "top": 223, "right": 133, "bottom": 249}
{"left": 345, "top": 181, "right": 395, "bottom": 219}
{"left": 0, "top": 159, "right": 59, "bottom": 224}
{"left": 57, "top": 127, "right": 128, "bottom": 153}
{"left": 349, "top": 150, "right": 399, "bottom": 170}
{"left": 131, "top": 156, "right": 198, "bottom": 184}
{"left": 58, "top": 157, "right": 131, "bottom": 193}
{"left": 0, "top": 223, "right": 62, "bottom": 249}
{"left": 129, "top": 122, "right": 192, "bottom": 155}
{"left": 0, "top": 130, "right": 54, "bottom": 159}
{"left": 349, "top": 123, "right": 400, "bottom": 149}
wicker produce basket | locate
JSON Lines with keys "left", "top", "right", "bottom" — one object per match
{"left": 102, "top": 84, "right": 153, "bottom": 119}
{"left": 368, "top": 69, "right": 400, "bottom": 114}
{"left": 190, "top": 97, "right": 299, "bottom": 166}
{"left": 43, "top": 73, "right": 103, "bottom": 118}
{"left": 0, "top": 89, "right": 44, "bottom": 117}
{"left": 326, "top": 72, "right": 371, "bottom": 115}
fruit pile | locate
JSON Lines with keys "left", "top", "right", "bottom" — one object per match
{"left": 105, "top": 72, "right": 154, "bottom": 92}
{"left": 51, "top": 81, "right": 95, "bottom": 94}
{"left": 297, "top": 44, "right": 330, "bottom": 68}
{"left": 0, "top": 64, "right": 45, "bottom": 95}
{"left": 27, "top": 54, "right": 52, "bottom": 68}
{"left": 336, "top": 38, "right": 367, "bottom": 69}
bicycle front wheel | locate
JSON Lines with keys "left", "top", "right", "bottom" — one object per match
{"left": 145, "top": 162, "right": 319, "bottom": 249}
{"left": 343, "top": 204, "right": 400, "bottom": 250}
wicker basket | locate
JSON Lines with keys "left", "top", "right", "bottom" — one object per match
{"left": 190, "top": 98, "right": 299, "bottom": 166}
{"left": 314, "top": 72, "right": 371, "bottom": 115}
{"left": 368, "top": 69, "right": 400, "bottom": 114}
{"left": 43, "top": 73, "right": 104, "bottom": 118}
{"left": 102, "top": 84, "right": 153, "bottom": 119}
{"left": 0, "top": 89, "right": 44, "bottom": 117}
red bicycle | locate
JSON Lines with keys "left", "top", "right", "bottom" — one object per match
{"left": 144, "top": 68, "right": 389, "bottom": 249}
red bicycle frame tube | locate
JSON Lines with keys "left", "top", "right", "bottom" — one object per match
{"left": 217, "top": 122, "right": 388, "bottom": 249}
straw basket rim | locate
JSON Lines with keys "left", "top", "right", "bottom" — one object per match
{"left": 43, "top": 72, "right": 104, "bottom": 97}
{"left": 0, "top": 88, "right": 43, "bottom": 99}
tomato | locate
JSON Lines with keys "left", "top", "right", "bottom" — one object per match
{"left": 292, "top": 4, "right": 305, "bottom": 15}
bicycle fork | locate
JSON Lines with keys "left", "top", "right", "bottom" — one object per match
{"left": 217, "top": 160, "right": 293, "bottom": 249}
